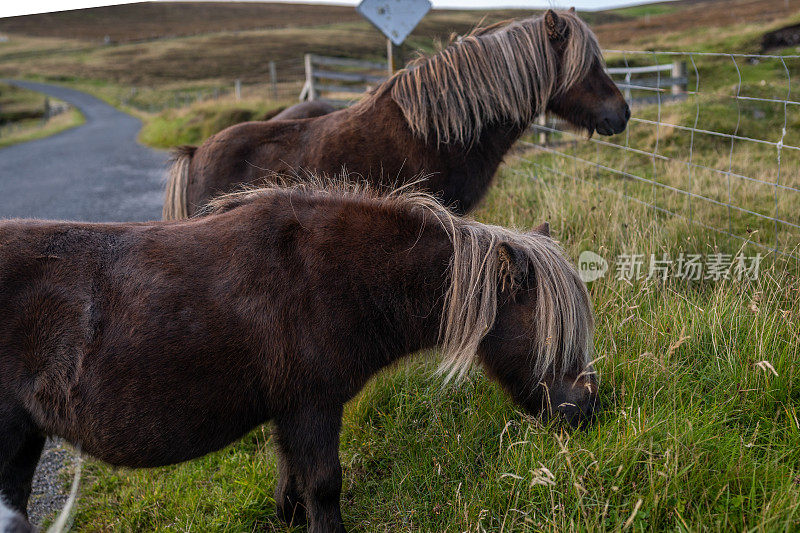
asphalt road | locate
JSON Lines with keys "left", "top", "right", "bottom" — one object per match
{"left": 0, "top": 80, "right": 167, "bottom": 222}
{"left": 0, "top": 80, "right": 168, "bottom": 526}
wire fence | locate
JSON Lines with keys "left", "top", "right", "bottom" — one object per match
{"left": 521, "top": 49, "right": 800, "bottom": 261}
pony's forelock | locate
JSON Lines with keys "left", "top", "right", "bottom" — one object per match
{"left": 437, "top": 220, "right": 594, "bottom": 383}
{"left": 385, "top": 10, "right": 602, "bottom": 145}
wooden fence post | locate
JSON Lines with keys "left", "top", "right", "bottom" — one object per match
{"left": 304, "top": 54, "right": 317, "bottom": 101}
{"left": 234, "top": 79, "right": 241, "bottom": 100}
{"left": 672, "top": 61, "right": 687, "bottom": 96}
{"left": 537, "top": 114, "right": 547, "bottom": 145}
{"left": 297, "top": 54, "right": 389, "bottom": 104}
{"left": 623, "top": 71, "right": 632, "bottom": 102}
{"left": 269, "top": 61, "right": 278, "bottom": 100}
{"left": 387, "top": 39, "right": 396, "bottom": 74}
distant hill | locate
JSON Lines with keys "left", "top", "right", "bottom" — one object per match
{"left": 0, "top": 3, "right": 362, "bottom": 43}
{"left": 0, "top": 0, "right": 796, "bottom": 87}
{"left": 0, "top": 0, "right": 794, "bottom": 48}
{"left": 0, "top": 2, "right": 540, "bottom": 43}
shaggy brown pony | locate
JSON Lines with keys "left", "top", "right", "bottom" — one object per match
{"left": 163, "top": 9, "right": 629, "bottom": 219}
{"left": 1, "top": 181, "right": 596, "bottom": 532}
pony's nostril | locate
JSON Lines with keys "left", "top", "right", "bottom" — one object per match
{"left": 624, "top": 104, "right": 631, "bottom": 121}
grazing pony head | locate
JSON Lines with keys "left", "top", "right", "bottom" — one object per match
{"left": 438, "top": 218, "right": 598, "bottom": 427}
{"left": 390, "top": 8, "right": 629, "bottom": 144}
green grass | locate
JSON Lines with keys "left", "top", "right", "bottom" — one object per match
{"left": 69, "top": 161, "right": 800, "bottom": 531}
{"left": 0, "top": 82, "right": 85, "bottom": 148}
{"left": 32, "top": 3, "right": 800, "bottom": 530}
{"left": 0, "top": 108, "right": 84, "bottom": 148}
{"left": 137, "top": 98, "right": 294, "bottom": 148}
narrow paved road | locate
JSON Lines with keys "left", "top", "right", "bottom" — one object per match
{"left": 0, "top": 80, "right": 166, "bottom": 222}
{"left": 0, "top": 80, "right": 168, "bottom": 527}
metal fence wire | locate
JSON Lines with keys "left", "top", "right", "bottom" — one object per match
{"left": 522, "top": 49, "right": 800, "bottom": 261}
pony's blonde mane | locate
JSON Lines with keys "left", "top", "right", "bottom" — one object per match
{"left": 436, "top": 216, "right": 594, "bottom": 382}
{"left": 201, "top": 177, "right": 593, "bottom": 383}
{"left": 386, "top": 10, "right": 602, "bottom": 145}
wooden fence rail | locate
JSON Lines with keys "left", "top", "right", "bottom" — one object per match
{"left": 300, "top": 54, "right": 388, "bottom": 107}
{"left": 607, "top": 60, "right": 688, "bottom": 101}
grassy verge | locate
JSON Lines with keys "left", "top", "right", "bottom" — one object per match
{"left": 0, "top": 108, "right": 84, "bottom": 148}
{"left": 71, "top": 159, "right": 800, "bottom": 531}
{"left": 0, "top": 82, "right": 84, "bottom": 148}
{"left": 137, "top": 97, "right": 295, "bottom": 148}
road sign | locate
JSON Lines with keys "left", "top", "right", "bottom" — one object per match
{"left": 356, "top": 0, "right": 432, "bottom": 46}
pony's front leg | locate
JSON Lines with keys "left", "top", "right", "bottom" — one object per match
{"left": 274, "top": 447, "right": 306, "bottom": 527}
{"left": 0, "top": 407, "right": 45, "bottom": 520}
{"left": 274, "top": 406, "right": 345, "bottom": 533}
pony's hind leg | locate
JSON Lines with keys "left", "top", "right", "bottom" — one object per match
{"left": 274, "top": 406, "right": 345, "bottom": 533}
{"left": 0, "top": 408, "right": 45, "bottom": 518}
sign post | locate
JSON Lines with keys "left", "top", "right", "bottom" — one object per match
{"left": 356, "top": 0, "right": 431, "bottom": 74}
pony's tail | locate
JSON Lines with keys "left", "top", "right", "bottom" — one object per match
{"left": 46, "top": 453, "right": 83, "bottom": 533}
{"left": 163, "top": 145, "right": 196, "bottom": 220}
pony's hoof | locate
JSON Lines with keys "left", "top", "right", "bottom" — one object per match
{"left": 276, "top": 498, "right": 307, "bottom": 528}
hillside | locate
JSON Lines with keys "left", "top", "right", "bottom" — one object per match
{"left": 0, "top": 3, "right": 362, "bottom": 42}
{"left": 0, "top": 2, "right": 539, "bottom": 43}
{"left": 0, "top": 0, "right": 796, "bottom": 90}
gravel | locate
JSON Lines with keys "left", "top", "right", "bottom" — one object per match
{"left": 28, "top": 439, "right": 78, "bottom": 528}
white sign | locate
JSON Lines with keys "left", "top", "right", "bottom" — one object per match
{"left": 357, "top": 0, "right": 432, "bottom": 46}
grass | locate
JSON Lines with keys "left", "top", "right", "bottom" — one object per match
{"left": 612, "top": 4, "right": 679, "bottom": 18}
{"left": 0, "top": 108, "right": 84, "bottom": 148}
{"left": 70, "top": 161, "right": 800, "bottom": 531}
{"left": 0, "top": 82, "right": 84, "bottom": 148}
{"left": 0, "top": 7, "right": 538, "bottom": 88}
{"left": 137, "top": 97, "right": 294, "bottom": 148}
{"left": 8, "top": 0, "right": 797, "bottom": 529}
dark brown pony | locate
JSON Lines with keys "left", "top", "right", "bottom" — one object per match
{"left": 1, "top": 182, "right": 596, "bottom": 532}
{"left": 259, "top": 100, "right": 337, "bottom": 121}
{"left": 163, "top": 9, "right": 630, "bottom": 220}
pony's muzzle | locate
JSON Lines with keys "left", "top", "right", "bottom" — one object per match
{"left": 596, "top": 103, "right": 630, "bottom": 136}
{"left": 546, "top": 377, "right": 600, "bottom": 428}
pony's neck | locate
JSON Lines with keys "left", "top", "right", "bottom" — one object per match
{"left": 388, "top": 227, "right": 453, "bottom": 355}
{"left": 330, "top": 203, "right": 454, "bottom": 373}
{"left": 438, "top": 119, "right": 528, "bottom": 213}
{"left": 369, "top": 89, "right": 530, "bottom": 213}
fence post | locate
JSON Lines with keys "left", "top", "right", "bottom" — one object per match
{"left": 304, "top": 54, "right": 317, "bottom": 101}
{"left": 269, "top": 60, "right": 278, "bottom": 100}
{"left": 672, "top": 61, "right": 687, "bottom": 96}
{"left": 537, "top": 114, "right": 547, "bottom": 145}
{"left": 387, "top": 39, "right": 397, "bottom": 74}
{"left": 624, "top": 72, "right": 632, "bottom": 102}
{"left": 234, "top": 79, "right": 241, "bottom": 100}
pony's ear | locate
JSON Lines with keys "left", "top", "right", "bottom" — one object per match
{"left": 531, "top": 221, "right": 551, "bottom": 237}
{"left": 544, "top": 9, "right": 568, "bottom": 42}
{"left": 498, "top": 243, "right": 529, "bottom": 294}
{"left": 569, "top": 7, "right": 576, "bottom": 13}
